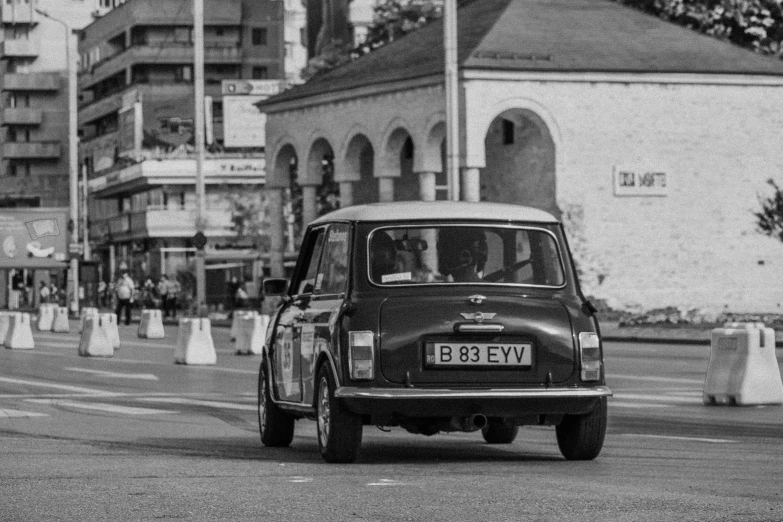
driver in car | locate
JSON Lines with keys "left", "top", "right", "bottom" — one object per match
{"left": 437, "top": 227, "right": 488, "bottom": 282}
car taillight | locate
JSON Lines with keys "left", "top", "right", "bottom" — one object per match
{"left": 349, "top": 331, "right": 374, "bottom": 380}
{"left": 578, "top": 332, "right": 602, "bottom": 382}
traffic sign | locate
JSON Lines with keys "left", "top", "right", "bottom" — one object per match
{"left": 193, "top": 232, "right": 207, "bottom": 250}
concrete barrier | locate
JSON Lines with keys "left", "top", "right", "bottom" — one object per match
{"left": 235, "top": 314, "right": 269, "bottom": 355}
{"left": 6, "top": 312, "right": 34, "bottom": 350}
{"left": 704, "top": 322, "right": 783, "bottom": 406}
{"left": 79, "top": 315, "right": 114, "bottom": 357}
{"left": 79, "top": 307, "right": 99, "bottom": 332}
{"left": 99, "top": 313, "right": 121, "bottom": 349}
{"left": 174, "top": 318, "right": 216, "bottom": 365}
{"left": 52, "top": 306, "right": 70, "bottom": 333}
{"left": 37, "top": 303, "right": 56, "bottom": 332}
{"left": 138, "top": 309, "right": 165, "bottom": 339}
{"left": 230, "top": 310, "right": 258, "bottom": 342}
{"left": 0, "top": 311, "right": 14, "bottom": 347}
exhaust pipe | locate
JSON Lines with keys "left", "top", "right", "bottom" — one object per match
{"left": 448, "top": 414, "right": 488, "bottom": 432}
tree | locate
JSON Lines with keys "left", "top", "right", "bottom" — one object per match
{"left": 755, "top": 178, "right": 783, "bottom": 242}
{"left": 302, "top": 0, "right": 443, "bottom": 80}
{"left": 227, "top": 186, "right": 271, "bottom": 251}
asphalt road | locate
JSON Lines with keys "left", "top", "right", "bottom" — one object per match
{"left": 1, "top": 323, "right": 781, "bottom": 521}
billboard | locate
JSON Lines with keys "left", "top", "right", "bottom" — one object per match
{"left": 0, "top": 208, "right": 69, "bottom": 268}
{"left": 222, "top": 80, "right": 284, "bottom": 148}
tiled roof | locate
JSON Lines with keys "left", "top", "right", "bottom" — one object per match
{"left": 263, "top": 0, "right": 783, "bottom": 107}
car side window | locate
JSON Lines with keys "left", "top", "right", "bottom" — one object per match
{"left": 293, "top": 228, "right": 326, "bottom": 295}
{"left": 316, "top": 223, "right": 350, "bottom": 295}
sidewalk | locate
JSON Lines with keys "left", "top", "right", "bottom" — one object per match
{"left": 600, "top": 320, "right": 783, "bottom": 347}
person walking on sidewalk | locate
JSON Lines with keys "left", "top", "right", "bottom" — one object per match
{"left": 115, "top": 271, "right": 135, "bottom": 325}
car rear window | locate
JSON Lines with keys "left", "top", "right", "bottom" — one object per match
{"left": 368, "top": 225, "right": 565, "bottom": 287}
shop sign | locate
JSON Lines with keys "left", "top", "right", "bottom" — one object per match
{"left": 613, "top": 167, "right": 669, "bottom": 197}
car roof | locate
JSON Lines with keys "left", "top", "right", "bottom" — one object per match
{"left": 310, "top": 201, "right": 559, "bottom": 225}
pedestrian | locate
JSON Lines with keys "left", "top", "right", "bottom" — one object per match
{"left": 235, "top": 282, "right": 249, "bottom": 309}
{"left": 166, "top": 276, "right": 180, "bottom": 319}
{"left": 227, "top": 276, "right": 240, "bottom": 312}
{"left": 115, "top": 271, "right": 135, "bottom": 325}
{"left": 97, "top": 280, "right": 107, "bottom": 308}
{"left": 39, "top": 281, "right": 51, "bottom": 304}
{"left": 9, "top": 270, "right": 23, "bottom": 310}
{"left": 142, "top": 277, "right": 157, "bottom": 308}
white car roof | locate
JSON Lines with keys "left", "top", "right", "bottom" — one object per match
{"left": 310, "top": 201, "right": 559, "bottom": 226}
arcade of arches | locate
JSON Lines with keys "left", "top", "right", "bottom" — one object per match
{"left": 263, "top": 101, "right": 559, "bottom": 279}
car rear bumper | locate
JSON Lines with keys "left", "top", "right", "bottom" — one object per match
{"left": 335, "top": 385, "right": 612, "bottom": 418}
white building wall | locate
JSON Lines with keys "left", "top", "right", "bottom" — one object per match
{"left": 465, "top": 77, "right": 783, "bottom": 314}
{"left": 267, "top": 75, "right": 783, "bottom": 314}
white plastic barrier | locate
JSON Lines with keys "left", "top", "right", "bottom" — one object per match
{"left": 138, "top": 309, "right": 165, "bottom": 339}
{"left": 235, "top": 314, "right": 270, "bottom": 355}
{"left": 79, "top": 315, "right": 114, "bottom": 357}
{"left": 704, "top": 322, "right": 783, "bottom": 406}
{"left": 37, "top": 303, "right": 56, "bottom": 332}
{"left": 0, "top": 311, "right": 13, "bottom": 347}
{"left": 79, "top": 307, "right": 99, "bottom": 332}
{"left": 230, "top": 310, "right": 258, "bottom": 342}
{"left": 52, "top": 306, "right": 70, "bottom": 333}
{"left": 99, "top": 313, "right": 121, "bottom": 349}
{"left": 6, "top": 312, "right": 34, "bottom": 350}
{"left": 174, "top": 318, "right": 216, "bottom": 365}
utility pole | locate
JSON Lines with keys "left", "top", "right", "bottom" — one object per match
{"left": 193, "top": 0, "right": 207, "bottom": 313}
{"left": 444, "top": 0, "right": 460, "bottom": 201}
{"left": 35, "top": 8, "right": 80, "bottom": 314}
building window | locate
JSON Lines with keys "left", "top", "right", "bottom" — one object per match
{"left": 252, "top": 27, "right": 267, "bottom": 46}
{"left": 502, "top": 119, "right": 514, "bottom": 145}
{"left": 7, "top": 162, "right": 30, "bottom": 177}
{"left": 252, "top": 66, "right": 268, "bottom": 79}
{"left": 174, "top": 27, "right": 192, "bottom": 44}
{"left": 174, "top": 65, "right": 192, "bottom": 82}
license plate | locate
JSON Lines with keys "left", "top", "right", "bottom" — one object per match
{"left": 426, "top": 342, "right": 532, "bottom": 367}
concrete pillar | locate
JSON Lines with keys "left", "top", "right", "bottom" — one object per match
{"left": 378, "top": 178, "right": 395, "bottom": 202}
{"left": 461, "top": 167, "right": 481, "bottom": 202}
{"left": 339, "top": 181, "right": 353, "bottom": 208}
{"left": 418, "top": 171, "right": 437, "bottom": 202}
{"left": 301, "top": 185, "right": 318, "bottom": 226}
{"left": 266, "top": 187, "right": 286, "bottom": 278}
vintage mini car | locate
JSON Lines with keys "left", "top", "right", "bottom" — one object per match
{"left": 258, "top": 201, "right": 611, "bottom": 463}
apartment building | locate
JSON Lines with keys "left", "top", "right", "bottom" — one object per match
{"left": 78, "top": 0, "right": 290, "bottom": 306}
{"left": 0, "top": 0, "right": 100, "bottom": 207}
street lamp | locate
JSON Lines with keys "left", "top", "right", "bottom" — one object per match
{"left": 34, "top": 8, "right": 80, "bottom": 314}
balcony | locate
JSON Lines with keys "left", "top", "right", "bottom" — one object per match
{"left": 92, "top": 208, "right": 234, "bottom": 241}
{"left": 3, "top": 141, "right": 62, "bottom": 159}
{"left": 1, "top": 39, "right": 39, "bottom": 59}
{"left": 79, "top": 45, "right": 242, "bottom": 90}
{"left": 2, "top": 108, "right": 43, "bottom": 126}
{"left": 0, "top": 4, "right": 36, "bottom": 24}
{"left": 2, "top": 72, "right": 60, "bottom": 91}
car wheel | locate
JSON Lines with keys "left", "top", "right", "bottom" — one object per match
{"left": 316, "top": 364, "right": 362, "bottom": 463}
{"left": 481, "top": 423, "right": 519, "bottom": 444}
{"left": 555, "top": 397, "right": 607, "bottom": 460}
{"left": 257, "top": 358, "right": 295, "bottom": 447}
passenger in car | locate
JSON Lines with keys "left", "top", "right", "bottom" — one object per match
{"left": 370, "top": 231, "right": 399, "bottom": 281}
{"left": 437, "top": 227, "right": 488, "bottom": 282}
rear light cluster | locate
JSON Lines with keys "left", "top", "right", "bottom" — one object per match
{"left": 578, "top": 332, "right": 602, "bottom": 382}
{"left": 349, "top": 331, "right": 374, "bottom": 380}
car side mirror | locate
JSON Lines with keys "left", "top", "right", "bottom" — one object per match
{"left": 263, "top": 278, "right": 288, "bottom": 296}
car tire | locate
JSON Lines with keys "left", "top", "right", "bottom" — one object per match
{"left": 316, "top": 364, "right": 362, "bottom": 463}
{"left": 481, "top": 423, "right": 519, "bottom": 444}
{"left": 258, "top": 358, "right": 295, "bottom": 447}
{"left": 555, "top": 397, "right": 607, "bottom": 460}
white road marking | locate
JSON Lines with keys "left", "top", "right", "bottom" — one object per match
{"left": 289, "top": 476, "right": 313, "bottom": 483}
{"left": 367, "top": 479, "right": 405, "bottom": 486}
{"left": 4, "top": 349, "right": 67, "bottom": 356}
{"left": 610, "top": 374, "right": 703, "bottom": 385}
{"left": 64, "top": 367, "right": 159, "bottom": 381}
{"left": 619, "top": 434, "right": 737, "bottom": 444}
{"left": 0, "top": 377, "right": 117, "bottom": 397}
{"left": 139, "top": 397, "right": 256, "bottom": 411}
{"left": 26, "top": 399, "right": 176, "bottom": 416}
{"left": 0, "top": 408, "right": 49, "bottom": 418}
{"left": 612, "top": 393, "right": 697, "bottom": 404}
{"left": 610, "top": 401, "right": 668, "bottom": 409}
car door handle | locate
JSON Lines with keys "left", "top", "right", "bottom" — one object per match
{"left": 455, "top": 323, "right": 505, "bottom": 333}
